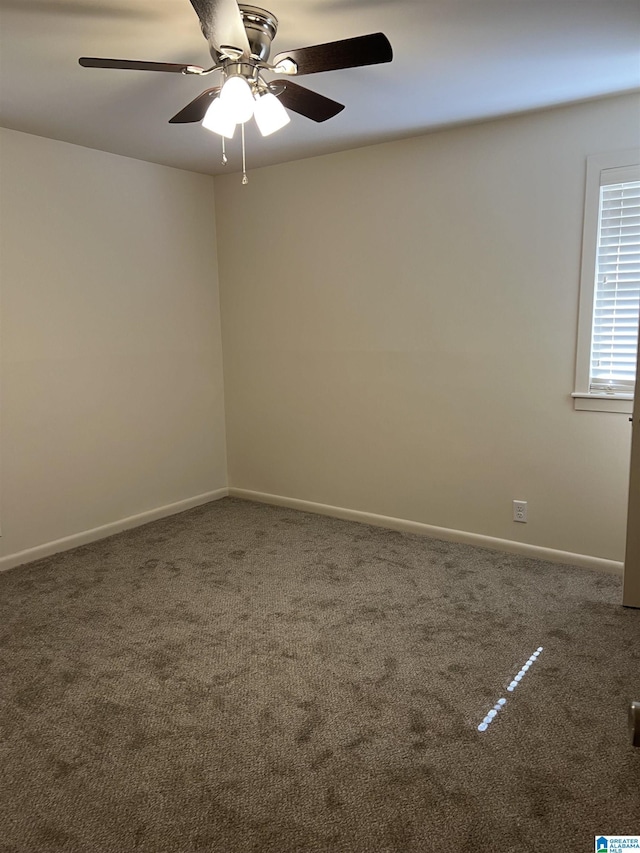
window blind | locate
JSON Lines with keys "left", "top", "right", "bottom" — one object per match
{"left": 590, "top": 178, "right": 640, "bottom": 393}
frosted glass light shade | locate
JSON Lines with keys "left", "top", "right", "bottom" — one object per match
{"left": 220, "top": 75, "right": 255, "bottom": 124}
{"left": 254, "top": 92, "right": 291, "bottom": 137}
{"left": 202, "top": 98, "right": 236, "bottom": 138}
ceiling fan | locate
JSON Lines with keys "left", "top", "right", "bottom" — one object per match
{"left": 79, "top": 0, "right": 392, "bottom": 178}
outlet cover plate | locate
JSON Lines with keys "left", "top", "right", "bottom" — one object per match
{"left": 513, "top": 500, "right": 527, "bottom": 523}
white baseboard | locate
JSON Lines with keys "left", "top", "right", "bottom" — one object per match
{"left": 0, "top": 488, "right": 229, "bottom": 573}
{"left": 229, "top": 488, "right": 624, "bottom": 576}
{"left": 3, "top": 486, "right": 622, "bottom": 577}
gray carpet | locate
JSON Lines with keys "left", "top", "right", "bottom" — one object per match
{"left": 0, "top": 497, "right": 638, "bottom": 852}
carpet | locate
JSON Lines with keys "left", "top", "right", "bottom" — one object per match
{"left": 0, "top": 497, "right": 638, "bottom": 852}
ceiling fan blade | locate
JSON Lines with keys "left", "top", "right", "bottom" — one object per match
{"left": 169, "top": 88, "right": 221, "bottom": 123}
{"left": 271, "top": 81, "right": 344, "bottom": 123}
{"left": 272, "top": 32, "right": 392, "bottom": 76}
{"left": 188, "top": 0, "right": 250, "bottom": 56}
{"left": 79, "top": 57, "right": 203, "bottom": 73}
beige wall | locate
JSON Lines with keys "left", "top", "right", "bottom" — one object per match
{"left": 0, "top": 129, "right": 227, "bottom": 562}
{"left": 215, "top": 93, "right": 640, "bottom": 563}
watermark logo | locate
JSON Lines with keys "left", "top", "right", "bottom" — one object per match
{"left": 595, "top": 838, "right": 640, "bottom": 852}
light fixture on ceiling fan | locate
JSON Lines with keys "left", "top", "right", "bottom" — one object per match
{"left": 79, "top": 0, "right": 393, "bottom": 183}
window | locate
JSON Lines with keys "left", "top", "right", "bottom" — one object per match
{"left": 574, "top": 151, "right": 640, "bottom": 413}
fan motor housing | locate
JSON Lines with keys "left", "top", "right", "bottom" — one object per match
{"left": 211, "top": 6, "right": 278, "bottom": 63}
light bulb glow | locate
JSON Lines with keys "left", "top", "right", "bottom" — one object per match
{"left": 253, "top": 92, "right": 291, "bottom": 137}
{"left": 220, "top": 75, "right": 255, "bottom": 124}
{"left": 202, "top": 98, "right": 236, "bottom": 138}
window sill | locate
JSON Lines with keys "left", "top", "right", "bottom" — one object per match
{"left": 571, "top": 393, "right": 633, "bottom": 414}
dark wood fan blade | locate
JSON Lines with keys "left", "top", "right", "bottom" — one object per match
{"left": 188, "top": 0, "right": 250, "bottom": 56}
{"left": 169, "top": 88, "right": 221, "bottom": 123}
{"left": 272, "top": 32, "right": 392, "bottom": 76}
{"left": 79, "top": 57, "right": 203, "bottom": 73}
{"left": 271, "top": 81, "right": 344, "bottom": 123}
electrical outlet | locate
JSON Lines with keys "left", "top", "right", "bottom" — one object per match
{"left": 513, "top": 500, "right": 527, "bottom": 523}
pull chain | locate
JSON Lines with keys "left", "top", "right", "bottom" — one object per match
{"left": 221, "top": 136, "right": 227, "bottom": 166}
{"left": 241, "top": 123, "right": 248, "bottom": 185}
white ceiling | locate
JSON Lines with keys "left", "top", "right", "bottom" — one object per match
{"left": 1, "top": 0, "right": 639, "bottom": 176}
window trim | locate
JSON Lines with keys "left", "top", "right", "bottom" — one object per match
{"left": 574, "top": 150, "right": 640, "bottom": 414}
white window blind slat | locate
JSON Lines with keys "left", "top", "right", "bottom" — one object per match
{"left": 589, "top": 179, "right": 640, "bottom": 394}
